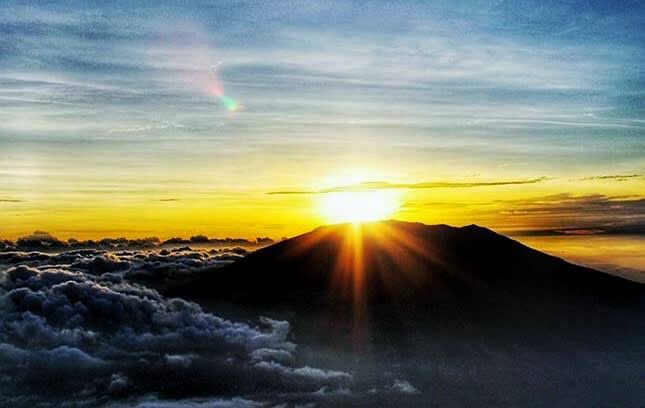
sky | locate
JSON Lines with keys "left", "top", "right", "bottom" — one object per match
{"left": 0, "top": 0, "right": 644, "bottom": 243}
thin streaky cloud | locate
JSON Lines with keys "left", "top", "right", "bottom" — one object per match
{"left": 268, "top": 177, "right": 548, "bottom": 195}
{"left": 580, "top": 174, "right": 642, "bottom": 181}
{"left": 499, "top": 194, "right": 645, "bottom": 235}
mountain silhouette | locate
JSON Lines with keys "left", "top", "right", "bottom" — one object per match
{"left": 171, "top": 220, "right": 643, "bottom": 323}
{"left": 169, "top": 220, "right": 645, "bottom": 408}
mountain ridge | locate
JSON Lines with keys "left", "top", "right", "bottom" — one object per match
{"left": 170, "top": 220, "right": 643, "bottom": 315}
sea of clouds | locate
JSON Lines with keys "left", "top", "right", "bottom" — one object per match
{"left": 0, "top": 247, "right": 354, "bottom": 406}
{"left": 2, "top": 244, "right": 642, "bottom": 406}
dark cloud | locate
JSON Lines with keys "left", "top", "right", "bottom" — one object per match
{"left": 580, "top": 174, "right": 642, "bottom": 181}
{"left": 3, "top": 232, "right": 273, "bottom": 252}
{"left": 0, "top": 253, "right": 352, "bottom": 405}
{"left": 16, "top": 231, "right": 67, "bottom": 249}
{"left": 389, "top": 380, "right": 419, "bottom": 395}
{"left": 400, "top": 193, "right": 645, "bottom": 237}
{"left": 501, "top": 194, "right": 645, "bottom": 235}
{"left": 0, "top": 240, "right": 15, "bottom": 251}
{"left": 268, "top": 177, "right": 548, "bottom": 195}
{"left": 0, "top": 247, "right": 244, "bottom": 292}
{"left": 107, "top": 396, "right": 264, "bottom": 407}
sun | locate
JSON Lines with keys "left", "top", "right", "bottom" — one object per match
{"left": 319, "top": 191, "right": 400, "bottom": 224}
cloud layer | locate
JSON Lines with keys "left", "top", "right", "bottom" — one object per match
{"left": 1, "top": 231, "right": 272, "bottom": 252}
{"left": 499, "top": 194, "right": 645, "bottom": 235}
{"left": 0, "top": 248, "right": 352, "bottom": 406}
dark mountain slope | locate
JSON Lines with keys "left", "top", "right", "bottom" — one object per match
{"left": 171, "top": 220, "right": 643, "bottom": 317}
{"left": 168, "top": 222, "right": 644, "bottom": 407}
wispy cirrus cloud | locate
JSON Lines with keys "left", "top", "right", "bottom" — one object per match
{"left": 579, "top": 174, "right": 642, "bottom": 181}
{"left": 268, "top": 177, "right": 548, "bottom": 195}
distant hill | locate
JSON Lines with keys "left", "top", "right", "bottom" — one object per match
{"left": 171, "top": 221, "right": 643, "bottom": 324}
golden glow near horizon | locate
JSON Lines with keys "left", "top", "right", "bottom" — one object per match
{"left": 1, "top": 163, "right": 644, "bottom": 276}
{"left": 1, "top": 164, "right": 644, "bottom": 241}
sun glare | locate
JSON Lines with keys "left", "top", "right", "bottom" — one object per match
{"left": 319, "top": 191, "right": 400, "bottom": 223}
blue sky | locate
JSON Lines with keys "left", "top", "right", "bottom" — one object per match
{"left": 0, "top": 0, "right": 643, "bottom": 239}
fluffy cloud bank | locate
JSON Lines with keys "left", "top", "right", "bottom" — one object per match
{"left": 1, "top": 231, "right": 274, "bottom": 252}
{"left": 0, "top": 247, "right": 245, "bottom": 292}
{"left": 0, "top": 250, "right": 351, "bottom": 406}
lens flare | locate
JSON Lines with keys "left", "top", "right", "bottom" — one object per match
{"left": 150, "top": 26, "right": 241, "bottom": 113}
